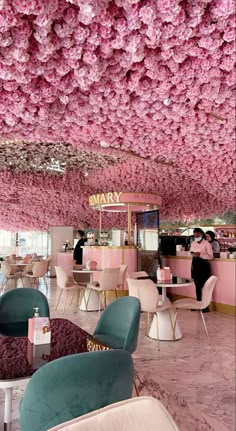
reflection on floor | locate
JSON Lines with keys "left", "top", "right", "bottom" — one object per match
{"left": 0, "top": 279, "right": 235, "bottom": 431}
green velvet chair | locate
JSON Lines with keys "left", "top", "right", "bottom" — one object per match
{"left": 0, "top": 288, "right": 49, "bottom": 336}
{"left": 93, "top": 296, "right": 141, "bottom": 354}
{"left": 20, "top": 350, "right": 134, "bottom": 431}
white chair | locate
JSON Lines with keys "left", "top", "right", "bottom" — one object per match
{"left": 0, "top": 261, "right": 22, "bottom": 294}
{"left": 128, "top": 278, "right": 174, "bottom": 350}
{"left": 129, "top": 271, "right": 148, "bottom": 279}
{"left": 47, "top": 396, "right": 180, "bottom": 431}
{"left": 117, "top": 264, "right": 128, "bottom": 289}
{"left": 173, "top": 275, "right": 217, "bottom": 344}
{"left": 86, "top": 268, "right": 120, "bottom": 312}
{"left": 23, "top": 261, "right": 48, "bottom": 292}
{"left": 55, "top": 266, "right": 82, "bottom": 312}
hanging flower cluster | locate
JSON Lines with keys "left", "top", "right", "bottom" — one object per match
{"left": 0, "top": 0, "right": 235, "bottom": 230}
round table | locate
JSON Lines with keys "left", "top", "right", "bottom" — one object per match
{"left": 149, "top": 277, "right": 193, "bottom": 341}
{"left": 72, "top": 269, "right": 103, "bottom": 311}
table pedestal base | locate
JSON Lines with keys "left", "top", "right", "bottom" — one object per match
{"left": 79, "top": 289, "right": 104, "bottom": 312}
{"left": 149, "top": 309, "right": 182, "bottom": 341}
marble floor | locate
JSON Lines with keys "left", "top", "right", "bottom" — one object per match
{"left": 0, "top": 279, "right": 235, "bottom": 431}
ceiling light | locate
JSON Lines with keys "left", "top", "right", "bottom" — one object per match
{"left": 163, "top": 97, "right": 171, "bottom": 106}
{"left": 84, "top": 172, "right": 89, "bottom": 177}
{"left": 100, "top": 140, "right": 110, "bottom": 148}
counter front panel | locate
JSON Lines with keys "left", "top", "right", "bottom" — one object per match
{"left": 163, "top": 256, "right": 235, "bottom": 314}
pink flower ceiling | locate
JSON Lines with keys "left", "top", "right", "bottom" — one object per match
{"left": 0, "top": 0, "right": 235, "bottom": 230}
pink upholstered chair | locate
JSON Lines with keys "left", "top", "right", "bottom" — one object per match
{"left": 55, "top": 266, "right": 83, "bottom": 312}
{"left": 23, "top": 261, "right": 48, "bottom": 292}
{"left": 117, "top": 264, "right": 128, "bottom": 289}
{"left": 86, "top": 268, "right": 120, "bottom": 312}
{"left": 173, "top": 275, "right": 217, "bottom": 344}
{"left": 127, "top": 278, "right": 174, "bottom": 350}
{"left": 0, "top": 261, "right": 22, "bottom": 294}
{"left": 47, "top": 396, "right": 180, "bottom": 431}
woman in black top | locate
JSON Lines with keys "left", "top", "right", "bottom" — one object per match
{"left": 73, "top": 230, "right": 85, "bottom": 265}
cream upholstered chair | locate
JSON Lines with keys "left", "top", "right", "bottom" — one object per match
{"left": 128, "top": 278, "right": 174, "bottom": 350}
{"left": 47, "top": 396, "right": 180, "bottom": 431}
{"left": 86, "top": 268, "right": 120, "bottom": 312}
{"left": 23, "top": 261, "right": 48, "bottom": 292}
{"left": 55, "top": 266, "right": 82, "bottom": 312}
{"left": 128, "top": 271, "right": 148, "bottom": 279}
{"left": 117, "top": 264, "right": 128, "bottom": 289}
{"left": 0, "top": 261, "right": 22, "bottom": 294}
{"left": 173, "top": 275, "right": 217, "bottom": 344}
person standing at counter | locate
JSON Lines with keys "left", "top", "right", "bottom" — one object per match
{"left": 206, "top": 231, "right": 220, "bottom": 257}
{"left": 73, "top": 230, "right": 86, "bottom": 265}
{"left": 190, "top": 228, "right": 213, "bottom": 312}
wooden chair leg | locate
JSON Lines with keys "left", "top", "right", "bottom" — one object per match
{"left": 104, "top": 291, "right": 107, "bottom": 308}
{"left": 115, "top": 289, "right": 118, "bottom": 299}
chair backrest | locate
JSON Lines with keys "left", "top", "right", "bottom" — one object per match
{"left": 47, "top": 396, "right": 180, "bottom": 431}
{"left": 94, "top": 297, "right": 141, "bottom": 354}
{"left": 127, "top": 278, "right": 159, "bottom": 313}
{"left": 0, "top": 288, "right": 50, "bottom": 324}
{"left": 99, "top": 268, "right": 120, "bottom": 291}
{"left": 32, "top": 261, "right": 47, "bottom": 277}
{"left": 118, "top": 264, "right": 128, "bottom": 286}
{"left": 55, "top": 266, "right": 69, "bottom": 289}
{"left": 20, "top": 350, "right": 134, "bottom": 431}
{"left": 1, "top": 261, "right": 12, "bottom": 277}
{"left": 201, "top": 276, "right": 218, "bottom": 308}
{"left": 128, "top": 271, "right": 148, "bottom": 279}
{"left": 73, "top": 271, "right": 90, "bottom": 285}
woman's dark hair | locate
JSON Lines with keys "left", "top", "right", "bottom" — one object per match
{"left": 77, "top": 230, "right": 84, "bottom": 237}
{"left": 206, "top": 230, "right": 215, "bottom": 241}
{"left": 193, "top": 228, "right": 206, "bottom": 239}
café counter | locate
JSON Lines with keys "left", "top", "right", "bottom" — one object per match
{"left": 57, "top": 246, "right": 137, "bottom": 289}
{"left": 162, "top": 256, "right": 236, "bottom": 315}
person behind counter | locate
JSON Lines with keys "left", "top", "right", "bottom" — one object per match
{"left": 73, "top": 230, "right": 86, "bottom": 265}
{"left": 190, "top": 228, "right": 213, "bottom": 312}
{"left": 205, "top": 230, "right": 220, "bottom": 257}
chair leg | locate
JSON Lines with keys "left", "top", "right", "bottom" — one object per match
{"left": 133, "top": 378, "right": 140, "bottom": 397}
{"left": 115, "top": 289, "right": 118, "bottom": 299}
{"left": 55, "top": 290, "right": 62, "bottom": 310}
{"left": 155, "top": 313, "right": 160, "bottom": 351}
{"left": 200, "top": 311, "right": 210, "bottom": 344}
{"left": 145, "top": 312, "right": 149, "bottom": 336}
{"left": 167, "top": 310, "right": 175, "bottom": 340}
{"left": 43, "top": 277, "right": 48, "bottom": 294}
{"left": 63, "top": 290, "right": 68, "bottom": 313}
{"left": 173, "top": 310, "right": 178, "bottom": 340}
{"left": 98, "top": 292, "right": 101, "bottom": 314}
{"left": 70, "top": 288, "right": 77, "bottom": 306}
{"left": 86, "top": 289, "right": 92, "bottom": 311}
{"left": 104, "top": 291, "right": 107, "bottom": 308}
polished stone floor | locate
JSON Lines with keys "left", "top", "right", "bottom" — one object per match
{"left": 0, "top": 279, "right": 235, "bottom": 431}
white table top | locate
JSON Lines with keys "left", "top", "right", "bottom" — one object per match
{"left": 72, "top": 269, "right": 102, "bottom": 273}
{"left": 156, "top": 277, "right": 192, "bottom": 288}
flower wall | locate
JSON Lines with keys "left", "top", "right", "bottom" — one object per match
{"left": 0, "top": 0, "right": 235, "bottom": 230}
